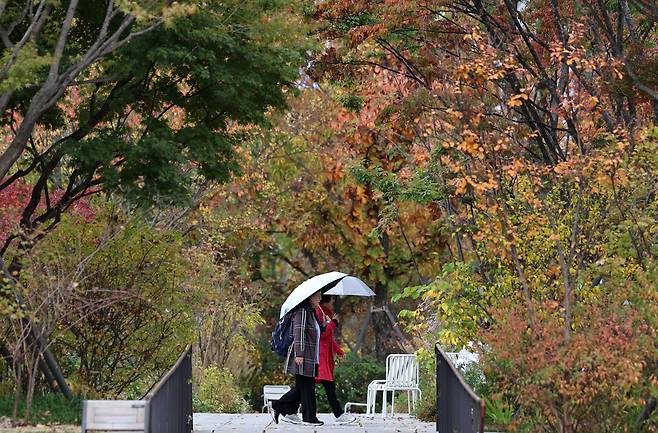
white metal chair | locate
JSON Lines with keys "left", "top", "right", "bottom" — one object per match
{"left": 261, "top": 385, "right": 291, "bottom": 413}
{"left": 445, "top": 351, "right": 459, "bottom": 366}
{"left": 345, "top": 354, "right": 422, "bottom": 418}
{"left": 445, "top": 350, "right": 479, "bottom": 369}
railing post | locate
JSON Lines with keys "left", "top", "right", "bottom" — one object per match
{"left": 479, "top": 399, "right": 486, "bottom": 433}
{"left": 435, "top": 344, "right": 440, "bottom": 433}
{"left": 435, "top": 343, "right": 484, "bottom": 433}
{"left": 144, "top": 401, "right": 150, "bottom": 433}
{"left": 145, "top": 346, "right": 193, "bottom": 433}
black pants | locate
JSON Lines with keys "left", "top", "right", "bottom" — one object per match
{"left": 319, "top": 380, "right": 344, "bottom": 418}
{"left": 272, "top": 374, "right": 318, "bottom": 422}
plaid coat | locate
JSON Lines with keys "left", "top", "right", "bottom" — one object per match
{"left": 284, "top": 304, "right": 321, "bottom": 377}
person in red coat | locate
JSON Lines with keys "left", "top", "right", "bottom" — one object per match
{"left": 315, "top": 295, "right": 357, "bottom": 425}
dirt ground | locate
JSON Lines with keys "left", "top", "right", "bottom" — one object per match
{"left": 0, "top": 426, "right": 78, "bottom": 433}
{"left": 0, "top": 418, "right": 78, "bottom": 433}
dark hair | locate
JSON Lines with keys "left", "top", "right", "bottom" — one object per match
{"left": 321, "top": 294, "right": 334, "bottom": 304}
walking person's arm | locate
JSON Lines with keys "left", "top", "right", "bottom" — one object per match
{"left": 316, "top": 306, "right": 334, "bottom": 334}
{"left": 332, "top": 338, "right": 345, "bottom": 358}
{"left": 330, "top": 313, "right": 344, "bottom": 357}
{"left": 293, "top": 308, "right": 306, "bottom": 365}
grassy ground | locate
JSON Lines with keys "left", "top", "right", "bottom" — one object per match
{"left": 0, "top": 392, "right": 82, "bottom": 427}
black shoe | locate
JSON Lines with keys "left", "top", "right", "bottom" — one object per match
{"left": 271, "top": 408, "right": 280, "bottom": 424}
{"left": 302, "top": 419, "right": 324, "bottom": 426}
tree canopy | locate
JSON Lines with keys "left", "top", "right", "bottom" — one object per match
{"left": 1, "top": 0, "right": 657, "bottom": 431}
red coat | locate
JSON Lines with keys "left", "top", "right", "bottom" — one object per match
{"left": 314, "top": 305, "right": 344, "bottom": 382}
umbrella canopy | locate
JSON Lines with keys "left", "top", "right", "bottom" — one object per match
{"left": 324, "top": 276, "right": 375, "bottom": 297}
{"left": 279, "top": 271, "right": 347, "bottom": 318}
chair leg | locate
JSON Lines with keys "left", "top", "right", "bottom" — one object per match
{"left": 407, "top": 390, "right": 411, "bottom": 414}
{"left": 367, "top": 387, "right": 376, "bottom": 416}
{"left": 366, "top": 389, "right": 371, "bottom": 416}
{"left": 366, "top": 390, "right": 370, "bottom": 416}
{"left": 382, "top": 390, "right": 387, "bottom": 418}
{"left": 414, "top": 389, "right": 421, "bottom": 413}
{"left": 391, "top": 390, "right": 395, "bottom": 417}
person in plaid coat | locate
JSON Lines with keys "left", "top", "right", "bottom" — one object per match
{"left": 272, "top": 290, "right": 327, "bottom": 426}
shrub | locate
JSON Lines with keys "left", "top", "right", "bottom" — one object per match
{"left": 20, "top": 209, "right": 196, "bottom": 399}
{"left": 415, "top": 391, "right": 436, "bottom": 422}
{"left": 481, "top": 272, "right": 658, "bottom": 433}
{"left": 460, "top": 362, "right": 488, "bottom": 398}
{"left": 413, "top": 347, "right": 436, "bottom": 422}
{"left": 194, "top": 365, "right": 250, "bottom": 413}
{"left": 0, "top": 380, "right": 13, "bottom": 398}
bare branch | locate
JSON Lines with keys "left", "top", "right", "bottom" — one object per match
{"left": 0, "top": 0, "right": 48, "bottom": 80}
{"left": 47, "top": 0, "right": 79, "bottom": 83}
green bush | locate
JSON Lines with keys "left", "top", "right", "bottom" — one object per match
{"left": 459, "top": 362, "right": 516, "bottom": 427}
{"left": 415, "top": 391, "right": 436, "bottom": 422}
{"left": 460, "top": 362, "right": 493, "bottom": 400}
{"left": 0, "top": 380, "right": 14, "bottom": 398}
{"left": 0, "top": 392, "right": 82, "bottom": 424}
{"left": 414, "top": 348, "right": 436, "bottom": 422}
{"left": 22, "top": 210, "right": 196, "bottom": 399}
{"left": 484, "top": 397, "right": 515, "bottom": 427}
{"left": 194, "top": 365, "right": 250, "bottom": 413}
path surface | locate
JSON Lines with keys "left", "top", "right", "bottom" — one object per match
{"left": 194, "top": 413, "right": 435, "bottom": 433}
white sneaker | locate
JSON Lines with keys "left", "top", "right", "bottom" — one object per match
{"left": 281, "top": 414, "right": 302, "bottom": 424}
{"left": 335, "top": 413, "right": 357, "bottom": 425}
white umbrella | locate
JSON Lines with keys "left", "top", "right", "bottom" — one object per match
{"left": 324, "top": 276, "right": 375, "bottom": 297}
{"left": 279, "top": 271, "right": 347, "bottom": 318}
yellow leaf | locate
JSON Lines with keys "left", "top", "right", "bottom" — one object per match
{"left": 508, "top": 93, "right": 529, "bottom": 107}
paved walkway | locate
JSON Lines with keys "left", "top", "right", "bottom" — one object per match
{"left": 194, "top": 413, "right": 435, "bottom": 433}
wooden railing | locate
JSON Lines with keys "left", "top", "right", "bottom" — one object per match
{"left": 435, "top": 344, "right": 484, "bottom": 433}
{"left": 144, "top": 346, "right": 193, "bottom": 433}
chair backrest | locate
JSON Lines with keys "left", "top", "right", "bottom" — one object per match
{"left": 385, "top": 354, "right": 419, "bottom": 388}
{"left": 445, "top": 350, "right": 479, "bottom": 369}
{"left": 445, "top": 351, "right": 460, "bottom": 366}
{"left": 263, "top": 385, "right": 291, "bottom": 403}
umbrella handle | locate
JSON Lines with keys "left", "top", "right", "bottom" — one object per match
{"left": 319, "top": 308, "right": 330, "bottom": 324}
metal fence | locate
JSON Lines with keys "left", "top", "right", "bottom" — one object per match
{"left": 144, "top": 346, "right": 193, "bottom": 433}
{"left": 435, "top": 344, "right": 484, "bottom": 433}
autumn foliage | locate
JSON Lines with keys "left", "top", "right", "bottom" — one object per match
{"left": 0, "top": 0, "right": 657, "bottom": 430}
{"left": 309, "top": 0, "right": 658, "bottom": 431}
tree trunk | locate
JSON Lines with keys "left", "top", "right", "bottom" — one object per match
{"left": 354, "top": 309, "right": 372, "bottom": 354}
{"left": 0, "top": 92, "right": 49, "bottom": 180}
{"left": 38, "top": 355, "right": 58, "bottom": 393}
{"left": 24, "top": 347, "right": 40, "bottom": 421}
{"left": 12, "top": 363, "right": 22, "bottom": 419}
{"left": 372, "top": 311, "right": 391, "bottom": 360}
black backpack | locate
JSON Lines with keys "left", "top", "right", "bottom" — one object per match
{"left": 271, "top": 313, "right": 293, "bottom": 357}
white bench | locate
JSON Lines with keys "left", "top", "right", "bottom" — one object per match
{"left": 261, "top": 385, "right": 291, "bottom": 413}
{"left": 81, "top": 400, "right": 148, "bottom": 433}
